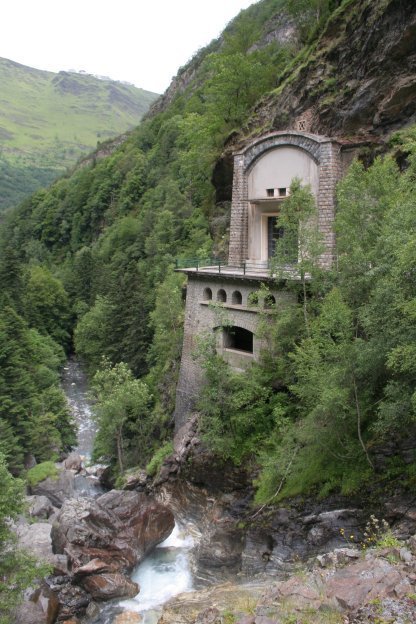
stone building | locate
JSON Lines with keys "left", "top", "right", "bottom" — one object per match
{"left": 174, "top": 130, "right": 343, "bottom": 429}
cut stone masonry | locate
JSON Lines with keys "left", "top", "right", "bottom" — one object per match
{"left": 174, "top": 131, "right": 343, "bottom": 429}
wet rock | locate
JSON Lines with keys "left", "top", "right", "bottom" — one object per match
{"left": 73, "top": 557, "right": 118, "bottom": 577}
{"left": 30, "top": 467, "right": 75, "bottom": 508}
{"left": 26, "top": 494, "right": 56, "bottom": 520}
{"left": 98, "top": 464, "right": 115, "bottom": 489}
{"left": 12, "top": 584, "right": 59, "bottom": 624}
{"left": 82, "top": 573, "right": 139, "bottom": 600}
{"left": 51, "top": 490, "right": 174, "bottom": 603}
{"left": 84, "top": 600, "right": 100, "bottom": 619}
{"left": 52, "top": 581, "right": 90, "bottom": 621}
{"left": 52, "top": 496, "right": 133, "bottom": 569}
{"left": 63, "top": 452, "right": 83, "bottom": 472}
{"left": 84, "top": 463, "right": 108, "bottom": 479}
{"left": 122, "top": 469, "right": 149, "bottom": 491}
{"left": 196, "top": 525, "right": 243, "bottom": 574}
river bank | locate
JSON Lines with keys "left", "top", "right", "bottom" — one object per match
{"left": 12, "top": 360, "right": 416, "bottom": 623}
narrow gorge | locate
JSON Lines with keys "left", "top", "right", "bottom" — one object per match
{"left": 1, "top": 1, "right": 416, "bottom": 622}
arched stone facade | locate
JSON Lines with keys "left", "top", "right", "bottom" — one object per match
{"left": 173, "top": 273, "right": 294, "bottom": 430}
{"left": 174, "top": 131, "right": 342, "bottom": 430}
{"left": 229, "top": 131, "right": 342, "bottom": 268}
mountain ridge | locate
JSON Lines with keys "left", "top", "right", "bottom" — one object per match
{"left": 0, "top": 57, "right": 158, "bottom": 211}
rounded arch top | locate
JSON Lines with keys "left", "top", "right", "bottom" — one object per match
{"left": 236, "top": 131, "right": 336, "bottom": 173}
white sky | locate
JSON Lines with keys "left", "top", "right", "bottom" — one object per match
{"left": 2, "top": 0, "right": 256, "bottom": 94}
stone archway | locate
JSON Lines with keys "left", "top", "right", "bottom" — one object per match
{"left": 228, "top": 131, "right": 342, "bottom": 268}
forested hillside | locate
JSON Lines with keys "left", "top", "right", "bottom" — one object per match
{"left": 0, "top": 0, "right": 415, "bottom": 505}
{"left": 0, "top": 58, "right": 158, "bottom": 211}
{"left": 1, "top": 0, "right": 416, "bottom": 615}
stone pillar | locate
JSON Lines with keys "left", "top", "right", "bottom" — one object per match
{"left": 173, "top": 277, "right": 205, "bottom": 431}
{"left": 317, "top": 142, "right": 342, "bottom": 268}
{"left": 228, "top": 154, "right": 248, "bottom": 266}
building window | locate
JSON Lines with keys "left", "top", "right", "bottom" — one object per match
{"left": 278, "top": 187, "right": 287, "bottom": 197}
{"left": 223, "top": 326, "right": 253, "bottom": 353}
{"left": 266, "top": 188, "right": 274, "bottom": 197}
{"left": 203, "top": 287, "right": 212, "bottom": 301}
{"left": 248, "top": 292, "right": 259, "bottom": 306}
{"left": 217, "top": 289, "right": 227, "bottom": 302}
{"left": 231, "top": 290, "right": 242, "bottom": 305}
{"left": 297, "top": 119, "right": 307, "bottom": 131}
{"left": 267, "top": 216, "right": 297, "bottom": 263}
{"left": 264, "top": 294, "right": 276, "bottom": 308}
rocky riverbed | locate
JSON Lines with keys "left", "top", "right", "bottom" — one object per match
{"left": 11, "top": 361, "right": 416, "bottom": 623}
{"left": 157, "top": 541, "right": 416, "bottom": 623}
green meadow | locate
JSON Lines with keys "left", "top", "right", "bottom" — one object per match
{"left": 0, "top": 58, "right": 158, "bottom": 210}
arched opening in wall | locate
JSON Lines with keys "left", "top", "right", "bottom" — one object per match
{"left": 203, "top": 287, "right": 212, "bottom": 301}
{"left": 248, "top": 292, "right": 259, "bottom": 306}
{"left": 217, "top": 289, "right": 227, "bottom": 302}
{"left": 223, "top": 326, "right": 253, "bottom": 354}
{"left": 264, "top": 294, "right": 276, "bottom": 309}
{"left": 231, "top": 290, "right": 242, "bottom": 305}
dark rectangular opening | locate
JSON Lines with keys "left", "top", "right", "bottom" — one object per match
{"left": 223, "top": 326, "right": 253, "bottom": 353}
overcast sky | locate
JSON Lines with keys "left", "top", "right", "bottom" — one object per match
{"left": 2, "top": 0, "right": 256, "bottom": 93}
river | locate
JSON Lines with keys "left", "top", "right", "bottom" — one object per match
{"left": 62, "top": 358, "right": 196, "bottom": 624}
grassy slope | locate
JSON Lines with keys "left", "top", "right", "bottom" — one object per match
{"left": 0, "top": 57, "right": 158, "bottom": 210}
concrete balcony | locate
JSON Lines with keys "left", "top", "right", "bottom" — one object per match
{"left": 175, "top": 258, "right": 305, "bottom": 282}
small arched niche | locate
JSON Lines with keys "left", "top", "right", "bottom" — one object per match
{"left": 231, "top": 290, "right": 242, "bottom": 305}
{"left": 223, "top": 326, "right": 253, "bottom": 353}
{"left": 217, "top": 289, "right": 227, "bottom": 303}
{"left": 203, "top": 287, "right": 212, "bottom": 301}
{"left": 248, "top": 292, "right": 259, "bottom": 306}
{"left": 264, "top": 294, "right": 276, "bottom": 309}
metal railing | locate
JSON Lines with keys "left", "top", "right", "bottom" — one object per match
{"left": 175, "top": 257, "right": 224, "bottom": 271}
{"left": 175, "top": 258, "right": 275, "bottom": 274}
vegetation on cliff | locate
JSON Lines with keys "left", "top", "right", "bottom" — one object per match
{"left": 0, "top": 0, "right": 318, "bottom": 474}
{"left": 0, "top": 0, "right": 414, "bottom": 502}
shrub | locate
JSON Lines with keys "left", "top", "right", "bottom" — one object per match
{"left": 26, "top": 461, "right": 58, "bottom": 487}
{"left": 146, "top": 441, "right": 174, "bottom": 477}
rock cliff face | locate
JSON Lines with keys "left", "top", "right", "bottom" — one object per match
{"left": 147, "top": 9, "right": 299, "bottom": 118}
{"left": 238, "top": 0, "right": 416, "bottom": 144}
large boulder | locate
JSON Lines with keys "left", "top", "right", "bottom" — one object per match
{"left": 30, "top": 468, "right": 75, "bottom": 508}
{"left": 26, "top": 495, "right": 56, "bottom": 520}
{"left": 325, "top": 555, "right": 412, "bottom": 610}
{"left": 15, "top": 521, "right": 68, "bottom": 575}
{"left": 63, "top": 452, "right": 83, "bottom": 472}
{"left": 12, "top": 584, "right": 59, "bottom": 624}
{"left": 82, "top": 573, "right": 139, "bottom": 601}
{"left": 51, "top": 489, "right": 174, "bottom": 600}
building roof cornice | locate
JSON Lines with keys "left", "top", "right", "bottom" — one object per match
{"left": 233, "top": 130, "right": 342, "bottom": 156}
